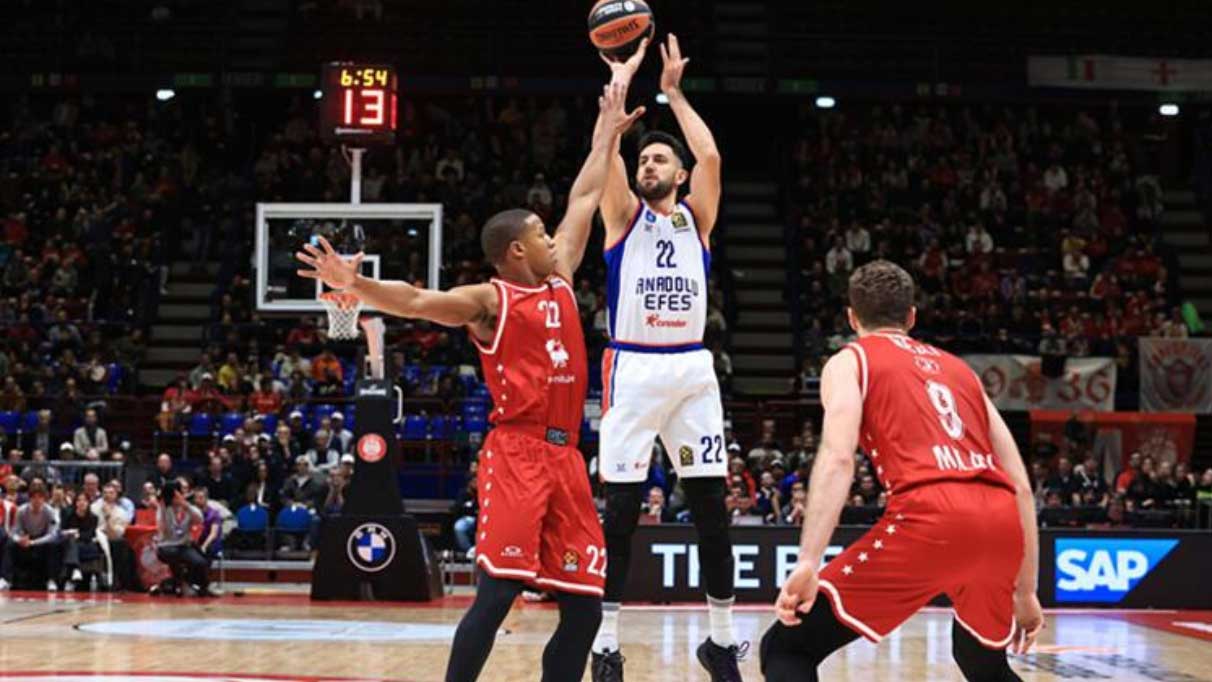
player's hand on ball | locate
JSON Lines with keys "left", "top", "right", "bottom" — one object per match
{"left": 601, "top": 36, "right": 649, "bottom": 85}
{"left": 1011, "top": 590, "right": 1045, "bottom": 654}
{"left": 775, "top": 562, "right": 819, "bottom": 626}
{"left": 599, "top": 82, "right": 646, "bottom": 136}
{"left": 296, "top": 235, "right": 364, "bottom": 291}
{"left": 659, "top": 33, "right": 689, "bottom": 94}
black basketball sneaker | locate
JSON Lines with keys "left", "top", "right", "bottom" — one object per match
{"left": 591, "top": 649, "right": 625, "bottom": 682}
{"left": 696, "top": 638, "right": 748, "bottom": 682}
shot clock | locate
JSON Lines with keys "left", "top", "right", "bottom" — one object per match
{"left": 320, "top": 62, "right": 398, "bottom": 144}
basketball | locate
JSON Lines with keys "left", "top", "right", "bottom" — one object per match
{"left": 588, "top": 0, "right": 655, "bottom": 60}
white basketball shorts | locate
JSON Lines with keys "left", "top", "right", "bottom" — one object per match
{"left": 599, "top": 346, "right": 727, "bottom": 483}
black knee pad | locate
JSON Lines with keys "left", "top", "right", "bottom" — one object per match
{"left": 682, "top": 477, "right": 734, "bottom": 599}
{"left": 602, "top": 482, "right": 645, "bottom": 602}
{"left": 603, "top": 482, "right": 645, "bottom": 540}
{"left": 952, "top": 620, "right": 1021, "bottom": 682}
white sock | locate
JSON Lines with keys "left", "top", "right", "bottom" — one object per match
{"left": 592, "top": 602, "right": 621, "bottom": 653}
{"left": 708, "top": 595, "right": 736, "bottom": 647}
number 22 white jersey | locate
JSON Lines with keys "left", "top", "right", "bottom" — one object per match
{"left": 604, "top": 200, "right": 710, "bottom": 350}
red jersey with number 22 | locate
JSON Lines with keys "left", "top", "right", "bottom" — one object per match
{"left": 471, "top": 276, "right": 587, "bottom": 444}
{"left": 847, "top": 332, "right": 1014, "bottom": 496}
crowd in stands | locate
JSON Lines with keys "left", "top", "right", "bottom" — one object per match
{"left": 4, "top": 92, "right": 1212, "bottom": 590}
{"left": 0, "top": 95, "right": 165, "bottom": 415}
{"left": 788, "top": 103, "right": 1190, "bottom": 384}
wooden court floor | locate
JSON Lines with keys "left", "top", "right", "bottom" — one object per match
{"left": 1, "top": 592, "right": 1211, "bottom": 681}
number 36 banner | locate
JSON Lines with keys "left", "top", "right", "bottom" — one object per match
{"left": 964, "top": 355, "right": 1117, "bottom": 412}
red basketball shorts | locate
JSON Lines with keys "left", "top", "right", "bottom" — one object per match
{"left": 474, "top": 427, "right": 606, "bottom": 597}
{"left": 819, "top": 481, "right": 1024, "bottom": 649}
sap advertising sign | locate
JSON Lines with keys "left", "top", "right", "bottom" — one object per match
{"left": 1054, "top": 538, "right": 1179, "bottom": 603}
{"left": 623, "top": 526, "right": 1210, "bottom": 608}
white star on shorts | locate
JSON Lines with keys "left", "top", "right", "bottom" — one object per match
{"left": 873, "top": 540, "right": 884, "bottom": 550}
{"left": 896, "top": 513, "right": 904, "bottom": 521}
{"left": 886, "top": 524, "right": 897, "bottom": 535}
{"left": 858, "top": 552, "right": 869, "bottom": 562}
{"left": 842, "top": 565, "right": 854, "bottom": 576}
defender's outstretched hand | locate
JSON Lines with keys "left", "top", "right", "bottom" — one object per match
{"left": 659, "top": 33, "right": 689, "bottom": 94}
{"left": 296, "top": 236, "right": 364, "bottom": 291}
{"left": 599, "top": 81, "right": 645, "bottom": 137}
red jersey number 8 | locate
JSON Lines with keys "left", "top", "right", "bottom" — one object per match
{"left": 926, "top": 380, "right": 964, "bottom": 440}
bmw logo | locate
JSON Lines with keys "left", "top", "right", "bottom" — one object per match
{"left": 346, "top": 522, "right": 397, "bottom": 573}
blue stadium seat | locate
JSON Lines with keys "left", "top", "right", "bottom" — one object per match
{"left": 471, "top": 384, "right": 491, "bottom": 399}
{"left": 312, "top": 404, "right": 337, "bottom": 426}
{"left": 402, "top": 415, "right": 428, "bottom": 441}
{"left": 0, "top": 411, "right": 19, "bottom": 433}
{"left": 458, "top": 374, "right": 479, "bottom": 394}
{"left": 219, "top": 412, "right": 245, "bottom": 436}
{"left": 464, "top": 415, "right": 487, "bottom": 436}
{"left": 402, "top": 365, "right": 422, "bottom": 385}
{"left": 461, "top": 399, "right": 488, "bottom": 420}
{"left": 105, "top": 363, "right": 124, "bottom": 394}
{"left": 430, "top": 415, "right": 454, "bottom": 440}
{"left": 236, "top": 504, "right": 269, "bottom": 532}
{"left": 259, "top": 413, "right": 279, "bottom": 434}
{"left": 22, "top": 411, "right": 39, "bottom": 431}
{"left": 188, "top": 413, "right": 214, "bottom": 437}
{"left": 275, "top": 504, "right": 313, "bottom": 533}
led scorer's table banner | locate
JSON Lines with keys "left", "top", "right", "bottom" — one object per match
{"left": 622, "top": 525, "right": 1212, "bottom": 609}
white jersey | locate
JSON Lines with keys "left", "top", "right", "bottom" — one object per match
{"left": 604, "top": 200, "right": 709, "bottom": 350}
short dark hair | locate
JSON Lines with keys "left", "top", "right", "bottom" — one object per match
{"left": 638, "top": 131, "right": 690, "bottom": 168}
{"left": 848, "top": 260, "right": 915, "bottom": 330}
{"left": 28, "top": 480, "right": 47, "bottom": 498}
{"left": 481, "top": 209, "right": 537, "bottom": 264}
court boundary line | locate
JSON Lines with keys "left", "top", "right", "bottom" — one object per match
{"left": 0, "top": 590, "right": 1188, "bottom": 616}
{"left": 0, "top": 672, "right": 416, "bottom": 682}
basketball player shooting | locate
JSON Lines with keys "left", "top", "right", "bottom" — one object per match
{"left": 591, "top": 34, "right": 743, "bottom": 682}
{"left": 759, "top": 261, "right": 1046, "bottom": 682}
{"left": 296, "top": 81, "right": 645, "bottom": 682}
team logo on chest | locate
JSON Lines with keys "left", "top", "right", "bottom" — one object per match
{"left": 546, "top": 339, "right": 570, "bottom": 368}
{"left": 671, "top": 210, "right": 689, "bottom": 231}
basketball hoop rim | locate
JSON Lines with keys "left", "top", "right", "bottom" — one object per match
{"left": 319, "top": 290, "right": 361, "bottom": 310}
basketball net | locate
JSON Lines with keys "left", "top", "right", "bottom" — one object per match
{"left": 318, "top": 291, "right": 363, "bottom": 340}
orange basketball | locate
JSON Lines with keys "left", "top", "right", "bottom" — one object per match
{"left": 588, "top": 0, "right": 655, "bottom": 61}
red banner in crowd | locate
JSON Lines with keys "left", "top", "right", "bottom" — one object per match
{"left": 1138, "top": 338, "right": 1212, "bottom": 413}
{"left": 1030, "top": 410, "right": 1195, "bottom": 470}
{"left": 965, "top": 355, "right": 1116, "bottom": 412}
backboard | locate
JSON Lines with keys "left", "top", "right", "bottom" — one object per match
{"left": 254, "top": 203, "right": 443, "bottom": 313}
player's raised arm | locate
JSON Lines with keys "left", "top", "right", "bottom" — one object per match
{"left": 599, "top": 39, "right": 648, "bottom": 237}
{"left": 553, "top": 81, "right": 645, "bottom": 281}
{"left": 775, "top": 349, "right": 863, "bottom": 625}
{"left": 984, "top": 392, "right": 1045, "bottom": 653}
{"left": 296, "top": 236, "right": 497, "bottom": 342}
{"left": 660, "top": 33, "right": 721, "bottom": 237}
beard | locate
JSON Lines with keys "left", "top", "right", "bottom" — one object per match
{"left": 636, "top": 177, "right": 675, "bottom": 202}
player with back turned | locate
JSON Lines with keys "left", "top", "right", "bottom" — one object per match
{"left": 296, "top": 82, "right": 645, "bottom": 682}
{"left": 760, "top": 260, "right": 1046, "bottom": 682}
{"left": 591, "top": 34, "right": 744, "bottom": 682}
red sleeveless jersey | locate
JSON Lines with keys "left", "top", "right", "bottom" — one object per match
{"left": 847, "top": 332, "right": 1014, "bottom": 496}
{"left": 472, "top": 276, "right": 588, "bottom": 445}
